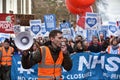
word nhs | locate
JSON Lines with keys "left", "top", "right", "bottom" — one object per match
{"left": 78, "top": 55, "right": 120, "bottom": 72}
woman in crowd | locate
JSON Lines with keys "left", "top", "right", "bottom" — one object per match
{"left": 73, "top": 40, "right": 84, "bottom": 53}
{"left": 30, "top": 41, "right": 40, "bottom": 53}
{"left": 106, "top": 37, "right": 120, "bottom": 54}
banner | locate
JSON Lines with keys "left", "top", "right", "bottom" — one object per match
{"left": 11, "top": 53, "right": 38, "bottom": 80}
{"left": 0, "top": 14, "right": 14, "bottom": 33}
{"left": 44, "top": 14, "right": 56, "bottom": 32}
{"left": 11, "top": 52, "right": 120, "bottom": 80}
{"left": 62, "top": 52, "right": 120, "bottom": 80}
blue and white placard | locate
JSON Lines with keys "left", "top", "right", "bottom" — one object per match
{"left": 60, "top": 22, "right": 71, "bottom": 29}
{"left": 44, "top": 14, "right": 56, "bottom": 32}
{"left": 0, "top": 33, "right": 10, "bottom": 42}
{"left": 86, "top": 30, "right": 98, "bottom": 42}
{"left": 60, "top": 22, "right": 72, "bottom": 39}
{"left": 41, "top": 23, "right": 47, "bottom": 34}
{"left": 30, "top": 20, "right": 41, "bottom": 36}
{"left": 85, "top": 12, "right": 98, "bottom": 30}
{"left": 108, "top": 22, "right": 118, "bottom": 36}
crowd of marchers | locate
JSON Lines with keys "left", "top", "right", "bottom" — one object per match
{"left": 0, "top": 30, "right": 120, "bottom": 80}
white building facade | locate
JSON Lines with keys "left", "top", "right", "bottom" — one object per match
{"left": 0, "top": 0, "right": 32, "bottom": 14}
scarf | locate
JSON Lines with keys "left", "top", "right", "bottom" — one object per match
{"left": 112, "top": 45, "right": 119, "bottom": 50}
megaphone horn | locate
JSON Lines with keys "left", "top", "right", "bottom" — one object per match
{"left": 15, "top": 31, "right": 33, "bottom": 51}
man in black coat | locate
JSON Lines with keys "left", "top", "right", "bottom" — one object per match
{"left": 21, "top": 30, "right": 72, "bottom": 80}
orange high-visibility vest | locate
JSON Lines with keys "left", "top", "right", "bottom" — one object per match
{"left": 0, "top": 46, "right": 14, "bottom": 66}
{"left": 38, "top": 46, "right": 63, "bottom": 80}
{"left": 107, "top": 46, "right": 120, "bottom": 54}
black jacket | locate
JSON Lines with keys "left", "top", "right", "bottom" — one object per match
{"left": 88, "top": 44, "right": 102, "bottom": 53}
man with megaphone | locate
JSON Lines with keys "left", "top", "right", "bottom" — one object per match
{"left": 21, "top": 30, "right": 72, "bottom": 80}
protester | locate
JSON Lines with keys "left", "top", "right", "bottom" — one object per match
{"left": 62, "top": 38, "right": 74, "bottom": 54}
{"left": 88, "top": 36, "right": 102, "bottom": 53}
{"left": 0, "top": 38, "right": 14, "bottom": 80}
{"left": 106, "top": 37, "right": 120, "bottom": 54}
{"left": 68, "top": 38, "right": 75, "bottom": 49}
{"left": 99, "top": 33, "right": 105, "bottom": 44}
{"left": 21, "top": 30, "right": 72, "bottom": 80}
{"left": 83, "top": 40, "right": 90, "bottom": 51}
{"left": 101, "top": 37, "right": 110, "bottom": 51}
{"left": 36, "top": 37, "right": 44, "bottom": 46}
{"left": 29, "top": 41, "right": 40, "bottom": 53}
{"left": 74, "top": 35, "right": 83, "bottom": 42}
{"left": 73, "top": 40, "right": 84, "bottom": 53}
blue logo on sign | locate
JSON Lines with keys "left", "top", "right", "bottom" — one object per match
{"left": 86, "top": 18, "right": 97, "bottom": 27}
{"left": 60, "top": 22, "right": 70, "bottom": 28}
{"left": 109, "top": 25, "right": 117, "bottom": 33}
{"left": 31, "top": 25, "right": 41, "bottom": 34}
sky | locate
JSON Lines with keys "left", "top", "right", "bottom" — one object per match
{"left": 107, "top": 0, "right": 120, "bottom": 21}
{"left": 95, "top": 0, "right": 120, "bottom": 25}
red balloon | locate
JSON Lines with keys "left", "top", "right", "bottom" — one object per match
{"left": 65, "top": 0, "right": 85, "bottom": 14}
{"left": 78, "top": 0, "right": 95, "bottom": 8}
{"left": 69, "top": 0, "right": 95, "bottom": 9}
{"left": 69, "top": 0, "right": 79, "bottom": 8}
{"left": 69, "top": 0, "right": 80, "bottom": 8}
{"left": 65, "top": 0, "right": 79, "bottom": 14}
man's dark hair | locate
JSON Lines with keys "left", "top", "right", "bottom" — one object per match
{"left": 49, "top": 30, "right": 62, "bottom": 38}
{"left": 4, "top": 38, "right": 10, "bottom": 43}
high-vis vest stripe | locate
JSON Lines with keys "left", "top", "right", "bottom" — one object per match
{"left": 0, "top": 46, "right": 14, "bottom": 66}
{"left": 38, "top": 46, "right": 63, "bottom": 80}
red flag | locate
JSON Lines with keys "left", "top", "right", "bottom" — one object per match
{"left": 77, "top": 16, "right": 85, "bottom": 29}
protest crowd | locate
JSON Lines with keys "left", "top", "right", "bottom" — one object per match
{"left": 0, "top": 0, "right": 120, "bottom": 80}
{"left": 0, "top": 28, "right": 120, "bottom": 80}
